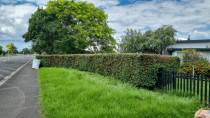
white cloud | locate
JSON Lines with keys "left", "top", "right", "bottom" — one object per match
{"left": 1, "top": 0, "right": 210, "bottom": 51}
{"left": 81, "top": 0, "right": 119, "bottom": 7}
{"left": 191, "top": 30, "right": 210, "bottom": 39}
{"left": 0, "top": 26, "right": 15, "bottom": 34}
{"left": 36, "top": 0, "right": 49, "bottom": 6}
{"left": 0, "top": 0, "right": 35, "bottom": 4}
{"left": 97, "top": 0, "right": 210, "bottom": 39}
{"left": 0, "top": 4, "right": 37, "bottom": 40}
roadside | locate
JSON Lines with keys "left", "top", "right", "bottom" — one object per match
{"left": 0, "top": 61, "right": 42, "bottom": 118}
{"left": 0, "top": 55, "right": 17, "bottom": 57}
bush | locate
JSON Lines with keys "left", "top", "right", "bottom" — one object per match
{"left": 36, "top": 53, "right": 180, "bottom": 87}
{"left": 179, "top": 60, "right": 210, "bottom": 77}
{"left": 179, "top": 49, "right": 210, "bottom": 78}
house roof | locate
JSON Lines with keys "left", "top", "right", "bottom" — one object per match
{"left": 167, "top": 48, "right": 210, "bottom": 52}
{"left": 176, "top": 39, "right": 210, "bottom": 43}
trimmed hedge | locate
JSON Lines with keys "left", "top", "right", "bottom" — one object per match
{"left": 36, "top": 53, "right": 180, "bottom": 87}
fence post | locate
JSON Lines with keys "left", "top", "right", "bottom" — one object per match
{"left": 201, "top": 76, "right": 203, "bottom": 103}
{"left": 173, "top": 72, "right": 176, "bottom": 90}
{"left": 205, "top": 76, "right": 207, "bottom": 106}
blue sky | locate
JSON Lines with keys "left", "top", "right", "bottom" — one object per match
{"left": 0, "top": 0, "right": 210, "bottom": 51}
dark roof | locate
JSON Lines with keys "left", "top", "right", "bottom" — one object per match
{"left": 176, "top": 39, "right": 210, "bottom": 43}
{"left": 167, "top": 48, "right": 210, "bottom": 52}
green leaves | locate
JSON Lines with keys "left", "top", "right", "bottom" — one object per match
{"left": 23, "top": 0, "right": 116, "bottom": 54}
{"left": 119, "top": 29, "right": 147, "bottom": 53}
{"left": 20, "top": 48, "right": 32, "bottom": 54}
{"left": 119, "top": 25, "right": 177, "bottom": 54}
{"left": 152, "top": 25, "right": 177, "bottom": 54}
{"left": 0, "top": 46, "right": 5, "bottom": 55}
{"left": 37, "top": 54, "right": 180, "bottom": 87}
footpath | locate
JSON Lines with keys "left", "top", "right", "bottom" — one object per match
{"left": 0, "top": 61, "right": 42, "bottom": 118}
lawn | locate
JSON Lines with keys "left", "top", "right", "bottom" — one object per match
{"left": 38, "top": 67, "right": 202, "bottom": 118}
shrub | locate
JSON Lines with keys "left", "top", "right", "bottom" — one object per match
{"left": 179, "top": 60, "right": 210, "bottom": 77}
{"left": 179, "top": 49, "right": 210, "bottom": 78}
{"left": 36, "top": 53, "right": 180, "bottom": 87}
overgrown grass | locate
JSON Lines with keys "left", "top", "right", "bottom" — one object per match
{"left": 38, "top": 68, "right": 202, "bottom": 118}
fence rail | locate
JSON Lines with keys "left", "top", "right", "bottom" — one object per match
{"left": 158, "top": 72, "right": 210, "bottom": 106}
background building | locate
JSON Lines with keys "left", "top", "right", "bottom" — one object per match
{"left": 165, "top": 39, "right": 210, "bottom": 62}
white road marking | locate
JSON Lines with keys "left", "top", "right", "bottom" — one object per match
{"left": 0, "top": 60, "right": 32, "bottom": 87}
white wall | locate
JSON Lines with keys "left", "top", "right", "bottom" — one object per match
{"left": 202, "top": 51, "right": 210, "bottom": 62}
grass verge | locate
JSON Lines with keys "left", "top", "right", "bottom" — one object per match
{"left": 0, "top": 54, "right": 16, "bottom": 57}
{"left": 38, "top": 67, "right": 202, "bottom": 118}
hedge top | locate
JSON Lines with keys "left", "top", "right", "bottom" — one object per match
{"left": 38, "top": 53, "right": 179, "bottom": 58}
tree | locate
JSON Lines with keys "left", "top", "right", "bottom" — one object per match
{"left": 119, "top": 29, "right": 145, "bottom": 53}
{"left": 151, "top": 25, "right": 177, "bottom": 54}
{"left": 0, "top": 46, "right": 5, "bottom": 55}
{"left": 10, "top": 43, "right": 18, "bottom": 54}
{"left": 23, "top": 0, "right": 116, "bottom": 54}
{"left": 187, "top": 34, "right": 190, "bottom": 40}
{"left": 119, "top": 25, "right": 177, "bottom": 54}
{"left": 21, "top": 48, "right": 31, "bottom": 54}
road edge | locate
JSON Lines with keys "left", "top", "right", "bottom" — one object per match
{"left": 0, "top": 60, "right": 32, "bottom": 87}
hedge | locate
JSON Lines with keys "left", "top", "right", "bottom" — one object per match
{"left": 36, "top": 53, "right": 180, "bottom": 87}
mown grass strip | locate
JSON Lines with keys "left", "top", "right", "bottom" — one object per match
{"left": 38, "top": 68, "right": 202, "bottom": 118}
{"left": 0, "top": 54, "right": 16, "bottom": 57}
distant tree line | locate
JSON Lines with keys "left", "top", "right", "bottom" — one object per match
{"left": 0, "top": 43, "right": 19, "bottom": 55}
{"left": 0, "top": 43, "right": 34, "bottom": 55}
{"left": 20, "top": 48, "right": 34, "bottom": 54}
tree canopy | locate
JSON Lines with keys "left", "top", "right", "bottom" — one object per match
{"left": 119, "top": 25, "right": 177, "bottom": 54}
{"left": 23, "top": 0, "right": 116, "bottom": 54}
{"left": 119, "top": 29, "right": 149, "bottom": 53}
{"left": 21, "top": 48, "right": 31, "bottom": 54}
{"left": 0, "top": 46, "right": 5, "bottom": 55}
{"left": 10, "top": 43, "right": 18, "bottom": 54}
{"left": 151, "top": 25, "right": 177, "bottom": 54}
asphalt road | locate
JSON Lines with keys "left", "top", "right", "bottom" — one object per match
{"left": 0, "top": 56, "right": 32, "bottom": 81}
{"left": 0, "top": 60, "right": 42, "bottom": 118}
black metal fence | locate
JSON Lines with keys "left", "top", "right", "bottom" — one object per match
{"left": 158, "top": 72, "right": 210, "bottom": 106}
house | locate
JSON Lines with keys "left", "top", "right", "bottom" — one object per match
{"left": 165, "top": 39, "right": 210, "bottom": 62}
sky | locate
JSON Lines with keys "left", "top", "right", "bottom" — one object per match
{"left": 0, "top": 0, "right": 210, "bottom": 51}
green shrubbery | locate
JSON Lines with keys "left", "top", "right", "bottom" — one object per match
{"left": 179, "top": 49, "right": 210, "bottom": 78}
{"left": 37, "top": 54, "right": 180, "bottom": 87}
{"left": 179, "top": 60, "right": 210, "bottom": 77}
